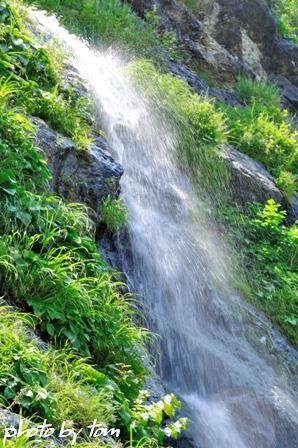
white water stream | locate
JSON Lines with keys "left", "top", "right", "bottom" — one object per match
{"left": 32, "top": 11, "right": 298, "bottom": 448}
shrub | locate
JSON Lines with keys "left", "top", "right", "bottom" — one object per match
{"left": 219, "top": 199, "right": 298, "bottom": 346}
{"left": 222, "top": 95, "right": 298, "bottom": 198}
{"left": 270, "top": 0, "right": 298, "bottom": 43}
{"left": 101, "top": 198, "right": 128, "bottom": 231}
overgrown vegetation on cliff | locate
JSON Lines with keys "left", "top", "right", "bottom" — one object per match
{"left": 25, "top": 0, "right": 178, "bottom": 59}
{"left": 224, "top": 77, "right": 298, "bottom": 200}
{"left": 0, "top": 3, "right": 297, "bottom": 447}
{"left": 271, "top": 0, "right": 298, "bottom": 43}
{"left": 128, "top": 61, "right": 298, "bottom": 345}
{"left": 0, "top": 1, "right": 188, "bottom": 445}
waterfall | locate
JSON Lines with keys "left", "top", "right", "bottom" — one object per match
{"left": 32, "top": 11, "right": 298, "bottom": 448}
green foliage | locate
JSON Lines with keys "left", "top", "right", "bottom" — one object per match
{"left": 223, "top": 78, "right": 298, "bottom": 199}
{"left": 219, "top": 199, "right": 298, "bottom": 345}
{"left": 130, "top": 391, "right": 189, "bottom": 444}
{"left": 130, "top": 60, "right": 228, "bottom": 198}
{"left": 270, "top": 0, "right": 298, "bottom": 43}
{"left": 0, "top": 0, "right": 93, "bottom": 147}
{"left": 0, "top": 3, "right": 188, "bottom": 446}
{"left": 24, "top": 0, "right": 179, "bottom": 60}
{"left": 102, "top": 197, "right": 128, "bottom": 231}
{"left": 0, "top": 310, "right": 55, "bottom": 419}
{"left": 235, "top": 76, "right": 281, "bottom": 111}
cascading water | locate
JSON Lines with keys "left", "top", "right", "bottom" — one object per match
{"left": 32, "top": 11, "right": 298, "bottom": 448}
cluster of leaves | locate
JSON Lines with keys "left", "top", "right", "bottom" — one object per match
{"left": 24, "top": 0, "right": 179, "bottom": 60}
{"left": 130, "top": 60, "right": 228, "bottom": 199}
{"left": 222, "top": 77, "right": 298, "bottom": 200}
{"left": 0, "top": 2, "right": 188, "bottom": 445}
{"left": 0, "top": 0, "right": 93, "bottom": 147}
{"left": 101, "top": 197, "right": 128, "bottom": 231}
{"left": 130, "top": 391, "right": 188, "bottom": 444}
{"left": 219, "top": 199, "right": 298, "bottom": 346}
{"left": 270, "top": 0, "right": 298, "bottom": 43}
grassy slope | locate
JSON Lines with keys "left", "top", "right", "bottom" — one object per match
{"left": 0, "top": 1, "right": 187, "bottom": 446}
{"left": 0, "top": 2, "right": 296, "bottom": 445}
{"left": 9, "top": 0, "right": 298, "bottom": 358}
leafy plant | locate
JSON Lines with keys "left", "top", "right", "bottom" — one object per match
{"left": 219, "top": 199, "right": 298, "bottom": 345}
{"left": 101, "top": 197, "right": 128, "bottom": 231}
{"left": 270, "top": 0, "right": 298, "bottom": 43}
{"left": 222, "top": 82, "right": 298, "bottom": 199}
{"left": 129, "top": 391, "right": 189, "bottom": 444}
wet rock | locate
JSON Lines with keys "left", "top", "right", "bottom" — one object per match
{"left": 31, "top": 116, "right": 123, "bottom": 224}
{"left": 220, "top": 145, "right": 286, "bottom": 208}
{"left": 167, "top": 59, "right": 243, "bottom": 106}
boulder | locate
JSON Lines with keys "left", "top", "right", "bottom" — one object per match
{"left": 31, "top": 117, "right": 123, "bottom": 223}
{"left": 220, "top": 145, "right": 286, "bottom": 207}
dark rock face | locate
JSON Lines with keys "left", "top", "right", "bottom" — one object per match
{"left": 130, "top": 0, "right": 298, "bottom": 109}
{"left": 167, "top": 59, "right": 243, "bottom": 106}
{"left": 221, "top": 144, "right": 297, "bottom": 221}
{"left": 269, "top": 74, "right": 298, "bottom": 111}
{"left": 209, "top": 0, "right": 298, "bottom": 87}
{"left": 220, "top": 145, "right": 286, "bottom": 207}
{"left": 131, "top": 0, "right": 244, "bottom": 83}
{"left": 31, "top": 116, "right": 123, "bottom": 223}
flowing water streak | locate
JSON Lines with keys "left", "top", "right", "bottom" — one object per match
{"left": 32, "top": 11, "right": 298, "bottom": 448}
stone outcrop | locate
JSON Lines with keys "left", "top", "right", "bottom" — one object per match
{"left": 31, "top": 117, "right": 123, "bottom": 224}
{"left": 130, "top": 0, "right": 298, "bottom": 109}
{"left": 220, "top": 145, "right": 286, "bottom": 207}
{"left": 220, "top": 145, "right": 297, "bottom": 222}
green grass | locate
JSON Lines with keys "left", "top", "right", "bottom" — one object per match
{"left": 129, "top": 60, "right": 228, "bottom": 199}
{"left": 270, "top": 0, "right": 298, "bottom": 43}
{"left": 0, "top": 0, "right": 93, "bottom": 148}
{"left": 223, "top": 77, "right": 298, "bottom": 200}
{"left": 0, "top": 2, "right": 188, "bottom": 446}
{"left": 24, "top": 0, "right": 179, "bottom": 60}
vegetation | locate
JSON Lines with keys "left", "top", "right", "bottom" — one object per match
{"left": 219, "top": 200, "right": 298, "bottom": 346}
{"left": 270, "top": 0, "right": 298, "bottom": 43}
{"left": 0, "top": 1, "right": 188, "bottom": 446}
{"left": 102, "top": 197, "right": 128, "bottom": 231}
{"left": 0, "top": 0, "right": 93, "bottom": 147}
{"left": 223, "top": 77, "right": 298, "bottom": 200}
{"left": 130, "top": 60, "right": 228, "bottom": 198}
{"left": 24, "top": 0, "right": 179, "bottom": 59}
